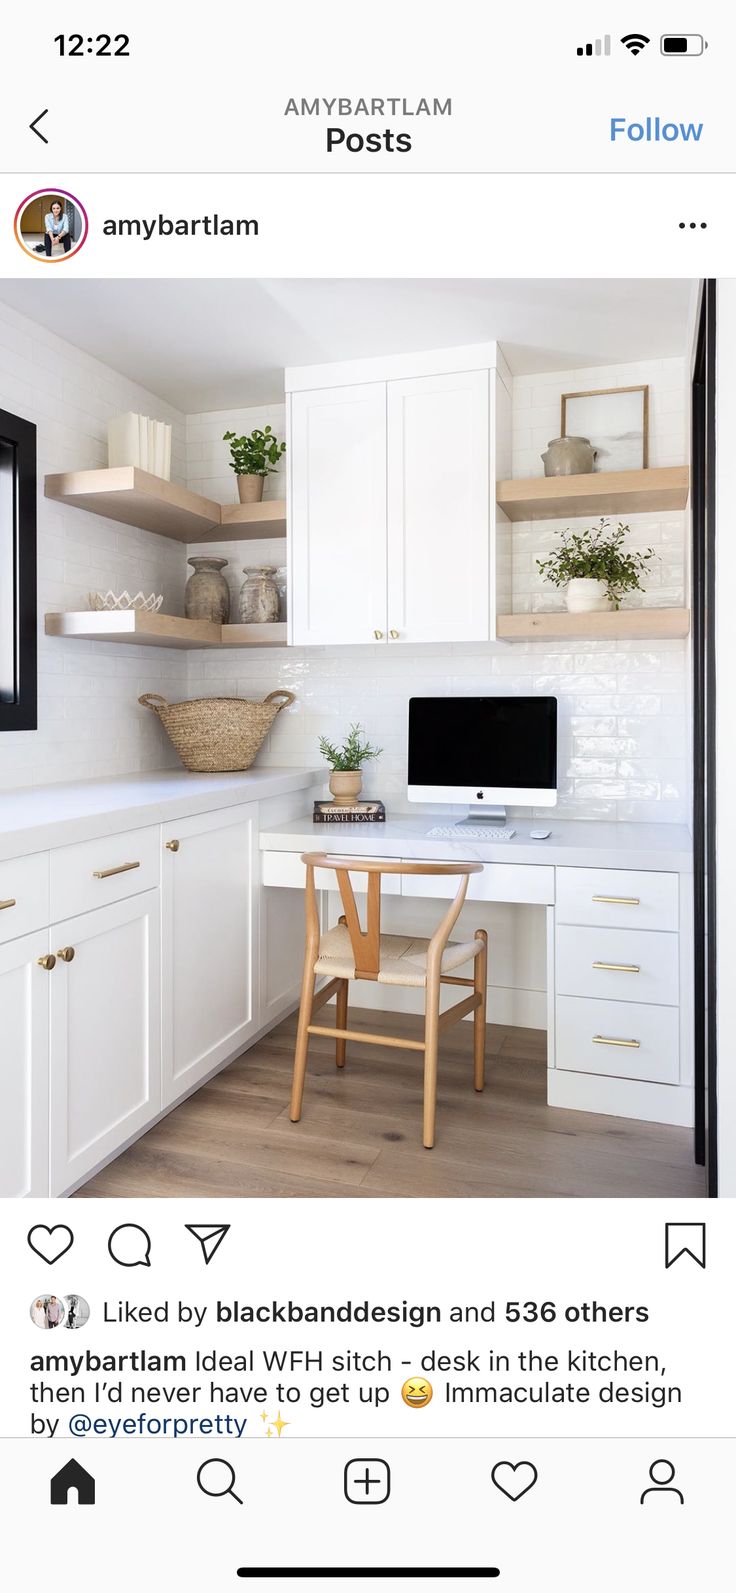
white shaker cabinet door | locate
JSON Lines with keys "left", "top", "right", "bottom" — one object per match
{"left": 387, "top": 368, "right": 490, "bottom": 643}
{"left": 48, "top": 892, "right": 161, "bottom": 1195}
{"left": 290, "top": 382, "right": 388, "bottom": 645}
{"left": 161, "top": 805, "right": 258, "bottom": 1108}
{"left": 0, "top": 932, "right": 49, "bottom": 1197}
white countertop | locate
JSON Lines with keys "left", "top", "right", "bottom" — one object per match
{"left": 259, "top": 814, "right": 693, "bottom": 873}
{"left": 0, "top": 768, "right": 322, "bottom": 861}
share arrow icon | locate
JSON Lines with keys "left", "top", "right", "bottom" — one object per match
{"left": 185, "top": 1223, "right": 231, "bottom": 1264}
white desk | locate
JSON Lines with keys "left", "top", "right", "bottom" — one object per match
{"left": 260, "top": 816, "right": 694, "bottom": 1129}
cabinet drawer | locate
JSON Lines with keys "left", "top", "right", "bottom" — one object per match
{"left": 556, "top": 867, "right": 678, "bottom": 931}
{"left": 0, "top": 852, "right": 49, "bottom": 945}
{"left": 556, "top": 995, "right": 679, "bottom": 1084}
{"left": 407, "top": 863, "right": 554, "bottom": 906}
{"left": 50, "top": 826, "right": 160, "bottom": 922}
{"left": 556, "top": 924, "right": 679, "bottom": 1006}
{"left": 260, "top": 850, "right": 401, "bottom": 895}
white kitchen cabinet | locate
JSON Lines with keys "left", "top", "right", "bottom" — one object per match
{"left": 290, "top": 383, "right": 387, "bottom": 646}
{"left": 386, "top": 369, "right": 490, "bottom": 642}
{"left": 49, "top": 892, "right": 161, "bottom": 1195}
{"left": 287, "top": 343, "right": 508, "bottom": 647}
{"left": 0, "top": 931, "right": 49, "bottom": 1197}
{"left": 161, "top": 805, "right": 258, "bottom": 1108}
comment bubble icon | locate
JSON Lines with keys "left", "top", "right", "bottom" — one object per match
{"left": 107, "top": 1223, "right": 152, "bottom": 1268}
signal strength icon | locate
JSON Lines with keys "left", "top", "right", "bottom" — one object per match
{"left": 621, "top": 33, "right": 650, "bottom": 55}
{"left": 577, "top": 35, "right": 610, "bottom": 56}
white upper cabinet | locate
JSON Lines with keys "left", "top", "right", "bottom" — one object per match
{"left": 287, "top": 344, "right": 507, "bottom": 647}
{"left": 387, "top": 369, "right": 490, "bottom": 643}
{"left": 289, "top": 383, "right": 387, "bottom": 646}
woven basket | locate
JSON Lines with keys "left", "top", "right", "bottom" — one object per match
{"left": 138, "top": 689, "right": 295, "bottom": 773}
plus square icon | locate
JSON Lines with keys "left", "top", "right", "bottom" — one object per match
{"left": 344, "top": 1458, "right": 391, "bottom": 1505}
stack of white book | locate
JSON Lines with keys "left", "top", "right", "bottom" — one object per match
{"left": 107, "top": 412, "right": 172, "bottom": 479}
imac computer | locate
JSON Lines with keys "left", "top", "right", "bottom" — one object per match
{"left": 408, "top": 696, "right": 557, "bottom": 828}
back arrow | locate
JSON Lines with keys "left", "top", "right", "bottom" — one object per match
{"left": 30, "top": 110, "right": 49, "bottom": 144}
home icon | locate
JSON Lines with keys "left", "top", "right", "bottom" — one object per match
{"left": 50, "top": 1458, "right": 96, "bottom": 1505}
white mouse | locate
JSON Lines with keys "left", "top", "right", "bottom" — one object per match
{"left": 530, "top": 828, "right": 551, "bottom": 840}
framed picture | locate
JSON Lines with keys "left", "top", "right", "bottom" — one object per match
{"left": 561, "top": 384, "right": 649, "bottom": 472}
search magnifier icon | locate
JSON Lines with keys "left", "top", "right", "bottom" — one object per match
{"left": 196, "top": 1458, "right": 243, "bottom": 1504}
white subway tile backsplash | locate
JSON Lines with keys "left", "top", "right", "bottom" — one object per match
{"left": 0, "top": 314, "right": 690, "bottom": 824}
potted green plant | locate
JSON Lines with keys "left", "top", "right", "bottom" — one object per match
{"left": 318, "top": 723, "right": 383, "bottom": 806}
{"left": 536, "top": 518, "right": 655, "bottom": 613}
{"left": 223, "top": 426, "right": 286, "bottom": 505}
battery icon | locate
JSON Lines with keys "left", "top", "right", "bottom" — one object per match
{"left": 660, "top": 34, "right": 707, "bottom": 55}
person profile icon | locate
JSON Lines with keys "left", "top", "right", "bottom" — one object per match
{"left": 640, "top": 1459, "right": 684, "bottom": 1504}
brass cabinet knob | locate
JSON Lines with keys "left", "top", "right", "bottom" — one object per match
{"left": 389, "top": 629, "right": 400, "bottom": 639}
{"left": 57, "top": 946, "right": 75, "bottom": 963}
{"left": 165, "top": 839, "right": 180, "bottom": 852}
{"left": 373, "top": 630, "right": 383, "bottom": 640}
{"left": 37, "top": 954, "right": 56, "bottom": 971}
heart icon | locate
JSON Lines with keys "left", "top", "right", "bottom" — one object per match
{"left": 491, "top": 1461, "right": 538, "bottom": 1501}
{"left": 27, "top": 1225, "right": 74, "bottom": 1264}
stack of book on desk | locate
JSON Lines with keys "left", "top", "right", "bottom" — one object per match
{"left": 313, "top": 800, "right": 386, "bottom": 824}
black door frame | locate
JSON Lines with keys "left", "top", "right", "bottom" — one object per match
{"left": 691, "top": 280, "right": 717, "bottom": 1193}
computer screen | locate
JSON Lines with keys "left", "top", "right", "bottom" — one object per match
{"left": 408, "top": 696, "right": 558, "bottom": 807}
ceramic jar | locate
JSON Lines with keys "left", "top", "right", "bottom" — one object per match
{"left": 329, "top": 771, "right": 363, "bottom": 806}
{"left": 185, "top": 557, "right": 230, "bottom": 623}
{"left": 541, "top": 436, "right": 596, "bottom": 477}
{"left": 565, "top": 578, "right": 611, "bottom": 614}
{"left": 237, "top": 474, "right": 265, "bottom": 504}
{"left": 239, "top": 567, "right": 280, "bottom": 624}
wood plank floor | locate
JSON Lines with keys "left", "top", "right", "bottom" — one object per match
{"left": 77, "top": 1009, "right": 704, "bottom": 1199}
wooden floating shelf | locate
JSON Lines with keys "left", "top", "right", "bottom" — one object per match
{"left": 45, "top": 612, "right": 288, "bottom": 650}
{"left": 44, "top": 467, "right": 286, "bottom": 543}
{"left": 496, "top": 609, "right": 691, "bottom": 642}
{"left": 496, "top": 466, "right": 689, "bottom": 522}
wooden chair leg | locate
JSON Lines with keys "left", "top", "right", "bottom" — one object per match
{"left": 473, "top": 929, "right": 488, "bottom": 1092}
{"left": 423, "top": 973, "right": 441, "bottom": 1149}
{"left": 290, "top": 960, "right": 316, "bottom": 1122}
{"left": 335, "top": 978, "right": 348, "bottom": 1068}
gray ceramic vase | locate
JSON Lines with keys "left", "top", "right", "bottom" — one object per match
{"left": 541, "top": 436, "right": 597, "bottom": 476}
{"left": 185, "top": 556, "right": 230, "bottom": 623}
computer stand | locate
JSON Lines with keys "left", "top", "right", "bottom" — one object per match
{"left": 456, "top": 807, "right": 507, "bottom": 828}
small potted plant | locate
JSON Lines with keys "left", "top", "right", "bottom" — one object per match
{"left": 223, "top": 425, "right": 286, "bottom": 505}
{"left": 318, "top": 723, "right": 383, "bottom": 806}
{"left": 536, "top": 518, "right": 655, "bottom": 613}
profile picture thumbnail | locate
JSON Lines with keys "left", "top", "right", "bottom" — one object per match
{"left": 15, "top": 189, "right": 88, "bottom": 262}
{"left": 30, "top": 1292, "right": 90, "bottom": 1329}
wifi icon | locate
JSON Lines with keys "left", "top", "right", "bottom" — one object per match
{"left": 621, "top": 32, "right": 650, "bottom": 55}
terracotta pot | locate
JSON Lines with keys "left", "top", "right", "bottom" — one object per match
{"left": 541, "top": 436, "right": 597, "bottom": 477}
{"left": 329, "top": 771, "right": 363, "bottom": 806}
{"left": 185, "top": 556, "right": 230, "bottom": 623}
{"left": 565, "top": 578, "right": 611, "bottom": 614}
{"left": 237, "top": 474, "right": 265, "bottom": 504}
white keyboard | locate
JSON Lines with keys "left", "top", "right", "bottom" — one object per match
{"left": 426, "top": 825, "right": 517, "bottom": 841}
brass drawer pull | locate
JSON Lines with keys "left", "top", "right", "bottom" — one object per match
{"left": 93, "top": 861, "right": 141, "bottom": 880}
{"left": 0, "top": 898, "right": 16, "bottom": 911}
{"left": 389, "top": 629, "right": 400, "bottom": 640}
{"left": 373, "top": 629, "right": 384, "bottom": 640}
{"left": 593, "top": 1034, "right": 641, "bottom": 1049}
{"left": 37, "top": 954, "right": 56, "bottom": 971}
{"left": 592, "top": 961, "right": 640, "bottom": 974}
{"left": 57, "top": 946, "right": 75, "bottom": 963}
{"left": 591, "top": 894, "right": 640, "bottom": 906}
{"left": 165, "top": 840, "right": 180, "bottom": 852}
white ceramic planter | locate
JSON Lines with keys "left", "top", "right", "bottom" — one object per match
{"left": 565, "top": 579, "right": 611, "bottom": 614}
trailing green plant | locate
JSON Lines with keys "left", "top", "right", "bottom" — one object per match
{"left": 223, "top": 426, "right": 286, "bottom": 477}
{"left": 536, "top": 518, "right": 655, "bottom": 609}
{"left": 318, "top": 723, "right": 383, "bottom": 772}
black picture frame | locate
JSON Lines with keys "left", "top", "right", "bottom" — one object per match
{"left": 0, "top": 406, "right": 37, "bottom": 731}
